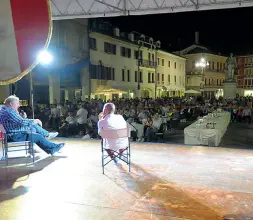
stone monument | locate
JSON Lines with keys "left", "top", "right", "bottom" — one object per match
{"left": 223, "top": 53, "right": 237, "bottom": 99}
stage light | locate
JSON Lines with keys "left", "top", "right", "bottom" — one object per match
{"left": 37, "top": 50, "right": 53, "bottom": 65}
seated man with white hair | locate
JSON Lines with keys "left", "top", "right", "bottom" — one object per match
{"left": 98, "top": 103, "right": 128, "bottom": 164}
{"left": 0, "top": 95, "right": 64, "bottom": 155}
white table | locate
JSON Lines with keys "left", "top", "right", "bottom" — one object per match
{"left": 184, "top": 112, "right": 230, "bottom": 146}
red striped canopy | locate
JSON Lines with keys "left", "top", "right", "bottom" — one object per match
{"left": 0, "top": 0, "right": 52, "bottom": 84}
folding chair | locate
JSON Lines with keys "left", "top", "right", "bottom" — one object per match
{"left": 0, "top": 124, "right": 34, "bottom": 166}
{"left": 100, "top": 127, "right": 131, "bottom": 174}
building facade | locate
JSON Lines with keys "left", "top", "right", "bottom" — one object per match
{"left": 156, "top": 50, "right": 185, "bottom": 97}
{"left": 236, "top": 55, "right": 253, "bottom": 96}
{"left": 177, "top": 45, "right": 226, "bottom": 98}
{"left": 0, "top": 19, "right": 186, "bottom": 103}
{"left": 89, "top": 20, "right": 186, "bottom": 99}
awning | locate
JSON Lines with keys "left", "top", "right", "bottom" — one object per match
{"left": 157, "top": 85, "right": 167, "bottom": 90}
{"left": 94, "top": 88, "right": 128, "bottom": 95}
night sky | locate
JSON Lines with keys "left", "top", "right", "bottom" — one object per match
{"left": 101, "top": 7, "right": 253, "bottom": 56}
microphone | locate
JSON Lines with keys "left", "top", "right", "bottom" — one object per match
{"left": 21, "top": 110, "right": 25, "bottom": 118}
{"left": 99, "top": 112, "right": 105, "bottom": 120}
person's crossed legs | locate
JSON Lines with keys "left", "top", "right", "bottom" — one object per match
{"left": 32, "top": 124, "right": 58, "bottom": 139}
{"left": 10, "top": 132, "right": 65, "bottom": 156}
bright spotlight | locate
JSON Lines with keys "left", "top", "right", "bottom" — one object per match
{"left": 38, "top": 51, "right": 53, "bottom": 65}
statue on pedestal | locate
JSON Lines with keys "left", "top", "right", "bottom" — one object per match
{"left": 225, "top": 53, "right": 237, "bottom": 81}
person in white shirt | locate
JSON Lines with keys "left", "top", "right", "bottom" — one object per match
{"left": 65, "top": 112, "right": 76, "bottom": 124}
{"left": 89, "top": 111, "right": 99, "bottom": 124}
{"left": 145, "top": 113, "right": 162, "bottom": 142}
{"left": 83, "top": 111, "right": 99, "bottom": 139}
{"left": 138, "top": 109, "right": 146, "bottom": 120}
{"left": 98, "top": 103, "right": 128, "bottom": 164}
{"left": 242, "top": 106, "right": 252, "bottom": 124}
{"left": 76, "top": 104, "right": 88, "bottom": 136}
{"left": 162, "top": 106, "right": 169, "bottom": 116}
{"left": 59, "top": 111, "right": 77, "bottom": 137}
{"left": 50, "top": 104, "right": 61, "bottom": 132}
{"left": 152, "top": 114, "right": 162, "bottom": 130}
{"left": 129, "top": 106, "right": 136, "bottom": 117}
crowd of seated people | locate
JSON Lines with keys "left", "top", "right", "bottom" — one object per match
{"left": 15, "top": 95, "right": 253, "bottom": 142}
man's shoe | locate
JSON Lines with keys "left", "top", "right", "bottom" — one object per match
{"left": 50, "top": 143, "right": 65, "bottom": 156}
{"left": 47, "top": 132, "right": 59, "bottom": 140}
{"left": 81, "top": 134, "right": 91, "bottom": 140}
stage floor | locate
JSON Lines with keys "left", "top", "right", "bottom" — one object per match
{"left": 0, "top": 139, "right": 253, "bottom": 220}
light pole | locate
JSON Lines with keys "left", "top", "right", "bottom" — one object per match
{"left": 137, "top": 44, "right": 142, "bottom": 92}
{"left": 196, "top": 57, "right": 209, "bottom": 96}
{"left": 154, "top": 48, "right": 158, "bottom": 98}
{"left": 31, "top": 50, "right": 53, "bottom": 119}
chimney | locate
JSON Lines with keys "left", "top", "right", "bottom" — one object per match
{"left": 120, "top": 32, "right": 126, "bottom": 38}
{"left": 113, "top": 27, "right": 120, "bottom": 37}
{"left": 195, "top": 31, "right": 199, "bottom": 45}
{"left": 128, "top": 32, "right": 134, "bottom": 42}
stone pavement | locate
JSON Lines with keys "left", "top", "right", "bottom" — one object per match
{"left": 1, "top": 139, "right": 253, "bottom": 220}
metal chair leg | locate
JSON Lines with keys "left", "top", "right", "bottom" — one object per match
{"left": 5, "top": 144, "right": 8, "bottom": 166}
{"left": 31, "top": 143, "right": 35, "bottom": 163}
{"left": 2, "top": 140, "right": 4, "bottom": 159}
{"left": 25, "top": 142, "right": 28, "bottom": 155}
{"left": 128, "top": 142, "right": 131, "bottom": 173}
{"left": 102, "top": 139, "right": 105, "bottom": 174}
{"left": 102, "top": 148, "right": 104, "bottom": 174}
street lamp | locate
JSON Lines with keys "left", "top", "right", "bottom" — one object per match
{"left": 29, "top": 50, "right": 53, "bottom": 118}
{"left": 196, "top": 57, "right": 209, "bottom": 96}
{"left": 196, "top": 58, "right": 209, "bottom": 73}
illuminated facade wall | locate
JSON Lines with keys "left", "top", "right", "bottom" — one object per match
{"left": 236, "top": 55, "right": 253, "bottom": 96}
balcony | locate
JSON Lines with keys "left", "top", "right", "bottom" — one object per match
{"left": 97, "top": 80, "right": 107, "bottom": 86}
{"left": 244, "top": 75, "right": 253, "bottom": 79}
{"left": 137, "top": 59, "right": 157, "bottom": 68}
{"left": 186, "top": 71, "right": 202, "bottom": 76}
{"left": 204, "top": 84, "right": 224, "bottom": 88}
{"left": 187, "top": 69, "right": 226, "bottom": 75}
{"left": 245, "top": 63, "right": 253, "bottom": 67}
{"left": 243, "top": 84, "right": 253, "bottom": 88}
{"left": 148, "top": 80, "right": 155, "bottom": 84}
{"left": 157, "top": 81, "right": 165, "bottom": 86}
{"left": 206, "top": 68, "right": 226, "bottom": 73}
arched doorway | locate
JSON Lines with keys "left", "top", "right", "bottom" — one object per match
{"left": 142, "top": 89, "right": 150, "bottom": 98}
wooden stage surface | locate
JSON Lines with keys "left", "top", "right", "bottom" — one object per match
{"left": 0, "top": 139, "right": 253, "bottom": 220}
